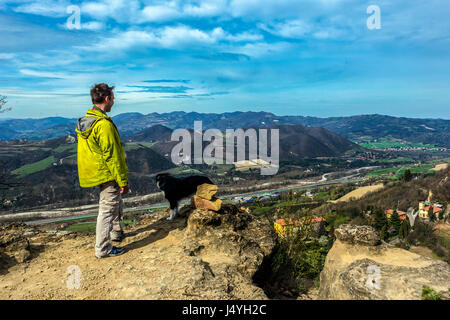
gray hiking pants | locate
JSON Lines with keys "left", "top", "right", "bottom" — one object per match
{"left": 95, "top": 180, "right": 124, "bottom": 257}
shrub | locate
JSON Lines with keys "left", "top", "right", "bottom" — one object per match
{"left": 422, "top": 285, "right": 442, "bottom": 300}
{"left": 407, "top": 220, "right": 437, "bottom": 247}
{"left": 268, "top": 210, "right": 332, "bottom": 291}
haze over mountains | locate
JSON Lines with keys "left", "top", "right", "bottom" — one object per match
{"left": 1, "top": 112, "right": 449, "bottom": 148}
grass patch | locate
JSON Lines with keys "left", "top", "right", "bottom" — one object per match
{"left": 253, "top": 206, "right": 273, "bottom": 216}
{"left": 358, "top": 137, "right": 437, "bottom": 150}
{"left": 11, "top": 155, "right": 55, "bottom": 178}
{"left": 65, "top": 221, "right": 96, "bottom": 233}
{"left": 378, "top": 157, "right": 414, "bottom": 163}
{"left": 366, "top": 162, "right": 438, "bottom": 179}
{"left": 53, "top": 144, "right": 76, "bottom": 154}
{"left": 65, "top": 218, "right": 138, "bottom": 233}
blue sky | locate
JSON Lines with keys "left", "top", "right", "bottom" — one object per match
{"left": 0, "top": 0, "right": 449, "bottom": 119}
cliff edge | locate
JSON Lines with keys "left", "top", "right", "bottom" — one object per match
{"left": 0, "top": 204, "right": 276, "bottom": 299}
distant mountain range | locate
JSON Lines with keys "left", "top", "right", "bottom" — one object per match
{"left": 0, "top": 121, "right": 365, "bottom": 209}
{"left": 0, "top": 112, "right": 449, "bottom": 148}
{"left": 126, "top": 124, "right": 364, "bottom": 161}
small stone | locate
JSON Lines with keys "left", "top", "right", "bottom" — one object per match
{"left": 23, "top": 231, "right": 36, "bottom": 237}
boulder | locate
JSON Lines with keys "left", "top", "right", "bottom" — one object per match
{"left": 319, "top": 224, "right": 450, "bottom": 300}
{"left": 180, "top": 205, "right": 277, "bottom": 298}
{"left": 334, "top": 224, "right": 380, "bottom": 246}
{"left": 191, "top": 195, "right": 222, "bottom": 211}
{"left": 196, "top": 183, "right": 218, "bottom": 201}
{"left": 0, "top": 223, "right": 32, "bottom": 265}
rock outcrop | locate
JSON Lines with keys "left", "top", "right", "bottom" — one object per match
{"left": 319, "top": 224, "right": 450, "bottom": 300}
{"left": 178, "top": 204, "right": 276, "bottom": 298}
{"left": 0, "top": 223, "right": 33, "bottom": 266}
{"left": 0, "top": 204, "right": 277, "bottom": 299}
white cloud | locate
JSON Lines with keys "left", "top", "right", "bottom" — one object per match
{"left": 80, "top": 2, "right": 110, "bottom": 19}
{"left": 81, "top": 0, "right": 142, "bottom": 24}
{"left": 13, "top": 0, "right": 71, "bottom": 17}
{"left": 211, "top": 27, "right": 263, "bottom": 42}
{"left": 182, "top": 0, "right": 227, "bottom": 17}
{"left": 81, "top": 24, "right": 263, "bottom": 52}
{"left": 258, "top": 20, "right": 311, "bottom": 38}
{"left": 312, "top": 28, "right": 345, "bottom": 40}
{"left": 139, "top": 4, "right": 181, "bottom": 23}
{"left": 228, "top": 41, "right": 292, "bottom": 58}
{"left": 20, "top": 69, "right": 69, "bottom": 79}
{"left": 0, "top": 53, "right": 16, "bottom": 60}
{"left": 81, "top": 21, "right": 105, "bottom": 31}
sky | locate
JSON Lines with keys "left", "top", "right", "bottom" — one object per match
{"left": 0, "top": 0, "right": 449, "bottom": 119}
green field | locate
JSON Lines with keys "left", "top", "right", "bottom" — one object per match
{"left": 11, "top": 155, "right": 55, "bottom": 178}
{"left": 366, "top": 163, "right": 437, "bottom": 179}
{"left": 377, "top": 157, "right": 414, "bottom": 164}
{"left": 53, "top": 144, "right": 77, "bottom": 153}
{"left": 355, "top": 137, "right": 437, "bottom": 150}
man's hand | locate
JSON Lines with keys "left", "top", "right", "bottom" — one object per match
{"left": 120, "top": 185, "right": 129, "bottom": 194}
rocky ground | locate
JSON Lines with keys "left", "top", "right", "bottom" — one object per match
{"left": 2, "top": 208, "right": 447, "bottom": 300}
{"left": 0, "top": 205, "right": 278, "bottom": 300}
{"left": 319, "top": 224, "right": 450, "bottom": 300}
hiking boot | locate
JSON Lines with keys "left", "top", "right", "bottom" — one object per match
{"left": 96, "top": 246, "right": 126, "bottom": 259}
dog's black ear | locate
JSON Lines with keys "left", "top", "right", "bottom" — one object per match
{"left": 155, "top": 173, "right": 169, "bottom": 189}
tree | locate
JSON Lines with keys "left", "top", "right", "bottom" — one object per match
{"left": 0, "top": 95, "right": 17, "bottom": 190}
{"left": 402, "top": 169, "right": 412, "bottom": 182}
{"left": 374, "top": 208, "right": 387, "bottom": 231}
{"left": 389, "top": 210, "right": 401, "bottom": 235}
{"left": 428, "top": 206, "right": 436, "bottom": 222}
{"left": 374, "top": 208, "right": 388, "bottom": 240}
{"left": 399, "top": 218, "right": 411, "bottom": 239}
{"left": 380, "top": 224, "right": 388, "bottom": 241}
{"left": 438, "top": 210, "right": 444, "bottom": 221}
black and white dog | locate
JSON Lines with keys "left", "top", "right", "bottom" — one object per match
{"left": 155, "top": 173, "right": 214, "bottom": 220}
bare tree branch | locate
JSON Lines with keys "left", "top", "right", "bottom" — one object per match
{"left": 0, "top": 100, "right": 16, "bottom": 190}
{"left": 0, "top": 95, "right": 12, "bottom": 113}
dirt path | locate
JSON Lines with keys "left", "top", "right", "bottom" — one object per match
{"left": 0, "top": 211, "right": 190, "bottom": 299}
{"left": 329, "top": 184, "right": 384, "bottom": 203}
{"left": 432, "top": 163, "right": 449, "bottom": 171}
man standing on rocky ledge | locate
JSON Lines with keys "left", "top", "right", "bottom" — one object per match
{"left": 75, "top": 83, "right": 129, "bottom": 258}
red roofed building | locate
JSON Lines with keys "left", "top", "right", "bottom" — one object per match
{"left": 274, "top": 216, "right": 326, "bottom": 237}
{"left": 385, "top": 209, "right": 407, "bottom": 222}
{"left": 418, "top": 201, "right": 443, "bottom": 220}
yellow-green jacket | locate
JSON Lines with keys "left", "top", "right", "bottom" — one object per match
{"left": 75, "top": 108, "right": 129, "bottom": 188}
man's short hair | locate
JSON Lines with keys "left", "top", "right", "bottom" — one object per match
{"left": 90, "top": 83, "right": 115, "bottom": 104}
